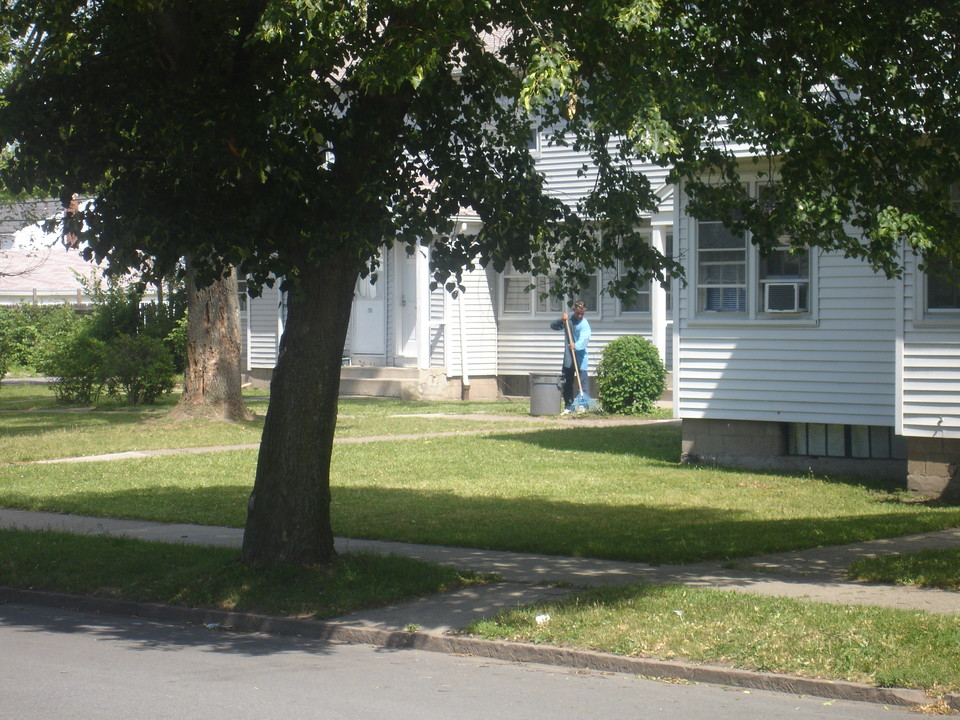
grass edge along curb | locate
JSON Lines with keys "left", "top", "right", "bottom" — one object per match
{"left": 0, "top": 584, "right": 951, "bottom": 712}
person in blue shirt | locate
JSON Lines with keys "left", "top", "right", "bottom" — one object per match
{"left": 550, "top": 299, "right": 591, "bottom": 414}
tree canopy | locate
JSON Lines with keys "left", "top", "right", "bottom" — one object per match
{"left": 1, "top": 0, "right": 958, "bottom": 565}
{"left": 0, "top": 1, "right": 676, "bottom": 296}
{"left": 519, "top": 1, "right": 960, "bottom": 276}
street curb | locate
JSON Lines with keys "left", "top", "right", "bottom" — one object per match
{"left": 1, "top": 586, "right": 950, "bottom": 711}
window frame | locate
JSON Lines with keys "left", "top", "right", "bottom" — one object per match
{"left": 691, "top": 181, "right": 817, "bottom": 325}
{"left": 917, "top": 185, "right": 960, "bottom": 324}
{"left": 616, "top": 264, "right": 651, "bottom": 315}
{"left": 617, "top": 231, "right": 653, "bottom": 316}
{"left": 499, "top": 262, "right": 601, "bottom": 319}
{"left": 757, "top": 238, "right": 811, "bottom": 314}
{"left": 918, "top": 267, "right": 960, "bottom": 326}
{"left": 615, "top": 229, "right": 673, "bottom": 318}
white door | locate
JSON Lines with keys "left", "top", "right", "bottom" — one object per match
{"left": 351, "top": 267, "right": 386, "bottom": 360}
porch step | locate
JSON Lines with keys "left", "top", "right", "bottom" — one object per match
{"left": 339, "top": 366, "right": 421, "bottom": 398}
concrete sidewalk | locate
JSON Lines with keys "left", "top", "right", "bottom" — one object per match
{"left": 3, "top": 508, "right": 958, "bottom": 624}
{"left": 2, "top": 507, "right": 959, "bottom": 710}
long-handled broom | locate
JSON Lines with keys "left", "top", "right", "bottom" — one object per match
{"left": 564, "top": 317, "right": 599, "bottom": 412}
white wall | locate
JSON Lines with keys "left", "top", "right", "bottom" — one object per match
{"left": 247, "top": 283, "right": 283, "bottom": 370}
{"left": 674, "top": 183, "right": 899, "bottom": 426}
{"left": 442, "top": 266, "right": 498, "bottom": 378}
{"left": 899, "top": 253, "right": 960, "bottom": 438}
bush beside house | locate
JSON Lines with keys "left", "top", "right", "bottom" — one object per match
{"left": 596, "top": 335, "right": 666, "bottom": 414}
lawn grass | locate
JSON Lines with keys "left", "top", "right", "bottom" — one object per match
{"left": 848, "top": 548, "right": 960, "bottom": 591}
{"left": 3, "top": 389, "right": 960, "bottom": 696}
{"left": 329, "top": 425, "right": 960, "bottom": 564}
{"left": 2, "top": 423, "right": 958, "bottom": 564}
{"left": 466, "top": 583, "right": 960, "bottom": 693}
{"left": 0, "top": 386, "right": 546, "bottom": 462}
{"left": 0, "top": 528, "right": 489, "bottom": 618}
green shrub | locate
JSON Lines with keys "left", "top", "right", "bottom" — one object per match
{"left": 83, "top": 276, "right": 187, "bottom": 372}
{"left": 39, "top": 326, "right": 108, "bottom": 405}
{"left": 596, "top": 335, "right": 666, "bottom": 415}
{"left": 0, "top": 310, "right": 10, "bottom": 381}
{"left": 103, "top": 334, "right": 176, "bottom": 405}
{"left": 163, "top": 313, "right": 189, "bottom": 372}
{"left": 0, "top": 303, "right": 83, "bottom": 373}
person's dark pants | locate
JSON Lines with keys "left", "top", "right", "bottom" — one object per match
{"left": 561, "top": 365, "right": 588, "bottom": 408}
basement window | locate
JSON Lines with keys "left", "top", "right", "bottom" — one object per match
{"left": 787, "top": 423, "right": 906, "bottom": 460}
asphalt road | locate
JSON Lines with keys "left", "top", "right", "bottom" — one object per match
{"left": 0, "top": 602, "right": 918, "bottom": 720}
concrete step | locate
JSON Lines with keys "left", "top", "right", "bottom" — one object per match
{"left": 340, "top": 366, "right": 420, "bottom": 381}
{"left": 339, "top": 377, "right": 405, "bottom": 398}
{"left": 339, "top": 366, "right": 421, "bottom": 398}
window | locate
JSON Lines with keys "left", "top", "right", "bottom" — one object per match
{"left": 500, "top": 263, "right": 599, "bottom": 316}
{"left": 535, "top": 275, "right": 566, "bottom": 314}
{"left": 787, "top": 423, "right": 906, "bottom": 460}
{"left": 924, "top": 184, "right": 960, "bottom": 314}
{"left": 697, "top": 218, "right": 746, "bottom": 313}
{"left": 759, "top": 241, "right": 810, "bottom": 313}
{"left": 620, "top": 277, "right": 650, "bottom": 313}
{"left": 502, "top": 268, "right": 533, "bottom": 315}
{"left": 618, "top": 232, "right": 672, "bottom": 315}
{"left": 695, "top": 183, "right": 812, "bottom": 319}
{"left": 526, "top": 130, "right": 542, "bottom": 158}
{"left": 927, "top": 272, "right": 960, "bottom": 311}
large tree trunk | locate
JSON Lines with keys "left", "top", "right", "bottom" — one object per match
{"left": 241, "top": 250, "right": 359, "bottom": 566}
{"left": 169, "top": 259, "right": 253, "bottom": 422}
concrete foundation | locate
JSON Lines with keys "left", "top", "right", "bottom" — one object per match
{"left": 241, "top": 368, "right": 273, "bottom": 390}
{"left": 907, "top": 437, "right": 960, "bottom": 501}
{"left": 681, "top": 418, "right": 907, "bottom": 483}
{"left": 408, "top": 374, "right": 500, "bottom": 402}
{"left": 242, "top": 367, "right": 501, "bottom": 401}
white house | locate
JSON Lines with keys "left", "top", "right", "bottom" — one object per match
{"left": 242, "top": 136, "right": 676, "bottom": 400}
{"left": 672, "top": 164, "right": 960, "bottom": 500}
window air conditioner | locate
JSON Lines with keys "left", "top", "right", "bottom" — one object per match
{"left": 764, "top": 281, "right": 802, "bottom": 312}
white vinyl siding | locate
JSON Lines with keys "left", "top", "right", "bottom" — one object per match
{"left": 676, "top": 184, "right": 898, "bottom": 426}
{"left": 900, "top": 253, "right": 960, "bottom": 438}
{"left": 536, "top": 135, "right": 672, "bottom": 211}
{"left": 444, "top": 266, "right": 498, "bottom": 377}
{"left": 246, "top": 283, "right": 284, "bottom": 369}
{"left": 504, "top": 137, "right": 673, "bottom": 372}
{"left": 428, "top": 282, "right": 446, "bottom": 369}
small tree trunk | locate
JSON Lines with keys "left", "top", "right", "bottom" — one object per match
{"left": 241, "top": 250, "right": 358, "bottom": 566}
{"left": 169, "top": 259, "right": 253, "bottom": 422}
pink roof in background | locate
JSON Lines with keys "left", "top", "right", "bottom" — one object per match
{"left": 0, "top": 246, "right": 104, "bottom": 295}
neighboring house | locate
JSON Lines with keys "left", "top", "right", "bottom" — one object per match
{"left": 242, "top": 136, "right": 676, "bottom": 400}
{"left": 672, "top": 162, "right": 960, "bottom": 500}
{"left": 0, "top": 199, "right": 66, "bottom": 249}
{"left": 0, "top": 200, "right": 105, "bottom": 306}
{"left": 0, "top": 245, "right": 104, "bottom": 305}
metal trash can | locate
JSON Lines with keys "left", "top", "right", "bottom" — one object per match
{"left": 530, "top": 373, "right": 563, "bottom": 416}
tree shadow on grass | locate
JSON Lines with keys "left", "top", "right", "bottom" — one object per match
{"left": 331, "top": 484, "right": 960, "bottom": 565}
{"left": 13, "top": 479, "right": 954, "bottom": 566}
{"left": 488, "top": 424, "right": 915, "bottom": 496}
{"left": 485, "top": 423, "right": 682, "bottom": 464}
{"left": 0, "top": 410, "right": 157, "bottom": 439}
